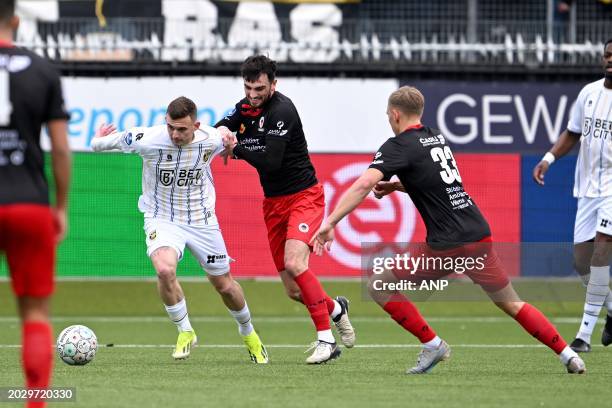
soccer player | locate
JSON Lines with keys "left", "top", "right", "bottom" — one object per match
{"left": 533, "top": 39, "right": 612, "bottom": 353}
{"left": 312, "top": 86, "right": 586, "bottom": 374}
{"left": 216, "top": 55, "right": 355, "bottom": 364}
{"left": 91, "top": 97, "right": 268, "bottom": 363}
{"left": 0, "top": 1, "right": 71, "bottom": 406}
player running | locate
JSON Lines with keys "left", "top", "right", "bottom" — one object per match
{"left": 313, "top": 86, "right": 586, "bottom": 374}
{"left": 216, "top": 55, "right": 355, "bottom": 364}
{"left": 0, "top": 1, "right": 71, "bottom": 405}
{"left": 91, "top": 97, "right": 268, "bottom": 363}
{"left": 533, "top": 38, "right": 612, "bottom": 353}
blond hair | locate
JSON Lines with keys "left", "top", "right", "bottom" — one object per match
{"left": 388, "top": 86, "right": 425, "bottom": 117}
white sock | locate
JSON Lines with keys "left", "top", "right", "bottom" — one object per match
{"left": 317, "top": 329, "right": 335, "bottom": 343}
{"left": 330, "top": 299, "right": 342, "bottom": 320}
{"left": 164, "top": 298, "right": 193, "bottom": 332}
{"left": 576, "top": 303, "right": 600, "bottom": 343}
{"left": 423, "top": 336, "right": 442, "bottom": 350}
{"left": 559, "top": 345, "right": 578, "bottom": 365}
{"left": 228, "top": 303, "right": 254, "bottom": 336}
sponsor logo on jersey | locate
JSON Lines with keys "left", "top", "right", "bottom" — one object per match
{"left": 239, "top": 123, "right": 246, "bottom": 134}
{"left": 206, "top": 254, "right": 227, "bottom": 264}
{"left": 124, "top": 132, "right": 132, "bottom": 145}
{"left": 601, "top": 219, "right": 610, "bottom": 228}
{"left": 166, "top": 154, "right": 173, "bottom": 161}
{"left": 371, "top": 151, "right": 383, "bottom": 165}
{"left": 419, "top": 135, "right": 444, "bottom": 146}
{"left": 159, "top": 168, "right": 204, "bottom": 187}
{"left": 135, "top": 132, "right": 144, "bottom": 141}
{"left": 149, "top": 230, "right": 157, "bottom": 240}
{"left": 276, "top": 121, "right": 284, "bottom": 129}
{"left": 267, "top": 129, "right": 288, "bottom": 136}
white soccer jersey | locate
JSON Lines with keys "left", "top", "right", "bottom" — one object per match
{"left": 91, "top": 124, "right": 223, "bottom": 225}
{"left": 568, "top": 78, "right": 612, "bottom": 198}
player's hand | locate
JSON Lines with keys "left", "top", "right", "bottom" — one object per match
{"left": 532, "top": 161, "right": 550, "bottom": 186}
{"left": 94, "top": 123, "right": 116, "bottom": 138}
{"left": 52, "top": 206, "right": 68, "bottom": 243}
{"left": 372, "top": 181, "right": 396, "bottom": 199}
{"left": 310, "top": 223, "right": 335, "bottom": 256}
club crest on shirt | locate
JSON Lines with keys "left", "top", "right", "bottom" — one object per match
{"left": 239, "top": 123, "right": 246, "bottom": 134}
{"left": 258, "top": 116, "right": 265, "bottom": 132}
{"left": 201, "top": 149, "right": 213, "bottom": 163}
{"left": 159, "top": 169, "right": 175, "bottom": 186}
{"left": 149, "top": 230, "right": 157, "bottom": 240}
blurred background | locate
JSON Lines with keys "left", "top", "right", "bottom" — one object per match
{"left": 2, "top": 0, "right": 610, "bottom": 281}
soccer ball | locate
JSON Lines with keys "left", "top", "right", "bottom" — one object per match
{"left": 56, "top": 325, "right": 98, "bottom": 365}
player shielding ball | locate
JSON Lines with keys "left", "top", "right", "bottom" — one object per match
{"left": 216, "top": 55, "right": 355, "bottom": 364}
{"left": 91, "top": 97, "right": 268, "bottom": 363}
{"left": 313, "top": 86, "right": 586, "bottom": 374}
{"left": 0, "top": 1, "right": 71, "bottom": 406}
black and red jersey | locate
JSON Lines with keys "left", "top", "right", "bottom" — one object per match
{"left": 0, "top": 44, "right": 69, "bottom": 205}
{"left": 369, "top": 125, "right": 491, "bottom": 247}
{"left": 216, "top": 92, "right": 317, "bottom": 197}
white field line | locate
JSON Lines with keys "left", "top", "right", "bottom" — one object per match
{"left": 0, "top": 316, "right": 595, "bottom": 324}
{"left": 1, "top": 343, "right": 607, "bottom": 349}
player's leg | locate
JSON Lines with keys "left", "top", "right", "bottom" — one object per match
{"left": 4, "top": 204, "right": 56, "bottom": 407}
{"left": 144, "top": 218, "right": 195, "bottom": 359}
{"left": 283, "top": 184, "right": 354, "bottom": 352}
{"left": 283, "top": 239, "right": 341, "bottom": 363}
{"left": 572, "top": 240, "right": 597, "bottom": 351}
{"left": 570, "top": 197, "right": 612, "bottom": 350}
{"left": 280, "top": 264, "right": 350, "bottom": 344}
{"left": 486, "top": 284, "right": 585, "bottom": 373}
{"left": 189, "top": 225, "right": 268, "bottom": 363}
{"left": 367, "top": 267, "right": 449, "bottom": 374}
{"left": 150, "top": 246, "right": 196, "bottom": 359}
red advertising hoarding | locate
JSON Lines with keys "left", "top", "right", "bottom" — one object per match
{"left": 212, "top": 153, "right": 520, "bottom": 277}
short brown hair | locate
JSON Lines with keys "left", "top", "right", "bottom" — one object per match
{"left": 388, "top": 86, "right": 425, "bottom": 117}
{"left": 166, "top": 96, "right": 197, "bottom": 120}
{"left": 241, "top": 55, "right": 277, "bottom": 83}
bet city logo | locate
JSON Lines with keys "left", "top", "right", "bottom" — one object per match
{"left": 322, "top": 162, "right": 416, "bottom": 270}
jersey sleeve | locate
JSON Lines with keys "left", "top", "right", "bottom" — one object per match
{"left": 368, "top": 138, "right": 411, "bottom": 179}
{"left": 44, "top": 70, "right": 70, "bottom": 122}
{"left": 567, "top": 85, "right": 588, "bottom": 134}
{"left": 90, "top": 126, "right": 148, "bottom": 153}
{"left": 214, "top": 102, "right": 242, "bottom": 132}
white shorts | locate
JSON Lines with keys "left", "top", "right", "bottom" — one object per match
{"left": 574, "top": 196, "right": 612, "bottom": 243}
{"left": 144, "top": 217, "right": 231, "bottom": 276}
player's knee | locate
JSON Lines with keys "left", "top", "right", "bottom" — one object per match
{"left": 155, "top": 264, "right": 177, "bottom": 282}
{"left": 283, "top": 258, "right": 306, "bottom": 276}
{"left": 214, "top": 280, "right": 237, "bottom": 297}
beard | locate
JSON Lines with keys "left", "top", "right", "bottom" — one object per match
{"left": 606, "top": 70, "right": 612, "bottom": 81}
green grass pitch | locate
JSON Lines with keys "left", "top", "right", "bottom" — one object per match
{"left": 1, "top": 281, "right": 611, "bottom": 408}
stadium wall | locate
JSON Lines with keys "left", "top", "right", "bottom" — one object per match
{"left": 0, "top": 77, "right": 587, "bottom": 278}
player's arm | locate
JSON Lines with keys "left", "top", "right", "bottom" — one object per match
{"left": 90, "top": 124, "right": 142, "bottom": 153}
{"left": 311, "top": 168, "right": 384, "bottom": 255}
{"left": 45, "top": 70, "right": 72, "bottom": 241}
{"left": 48, "top": 119, "right": 71, "bottom": 241}
{"left": 373, "top": 179, "right": 406, "bottom": 198}
{"left": 232, "top": 137, "right": 287, "bottom": 172}
{"left": 533, "top": 87, "right": 585, "bottom": 186}
{"left": 214, "top": 103, "right": 242, "bottom": 133}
